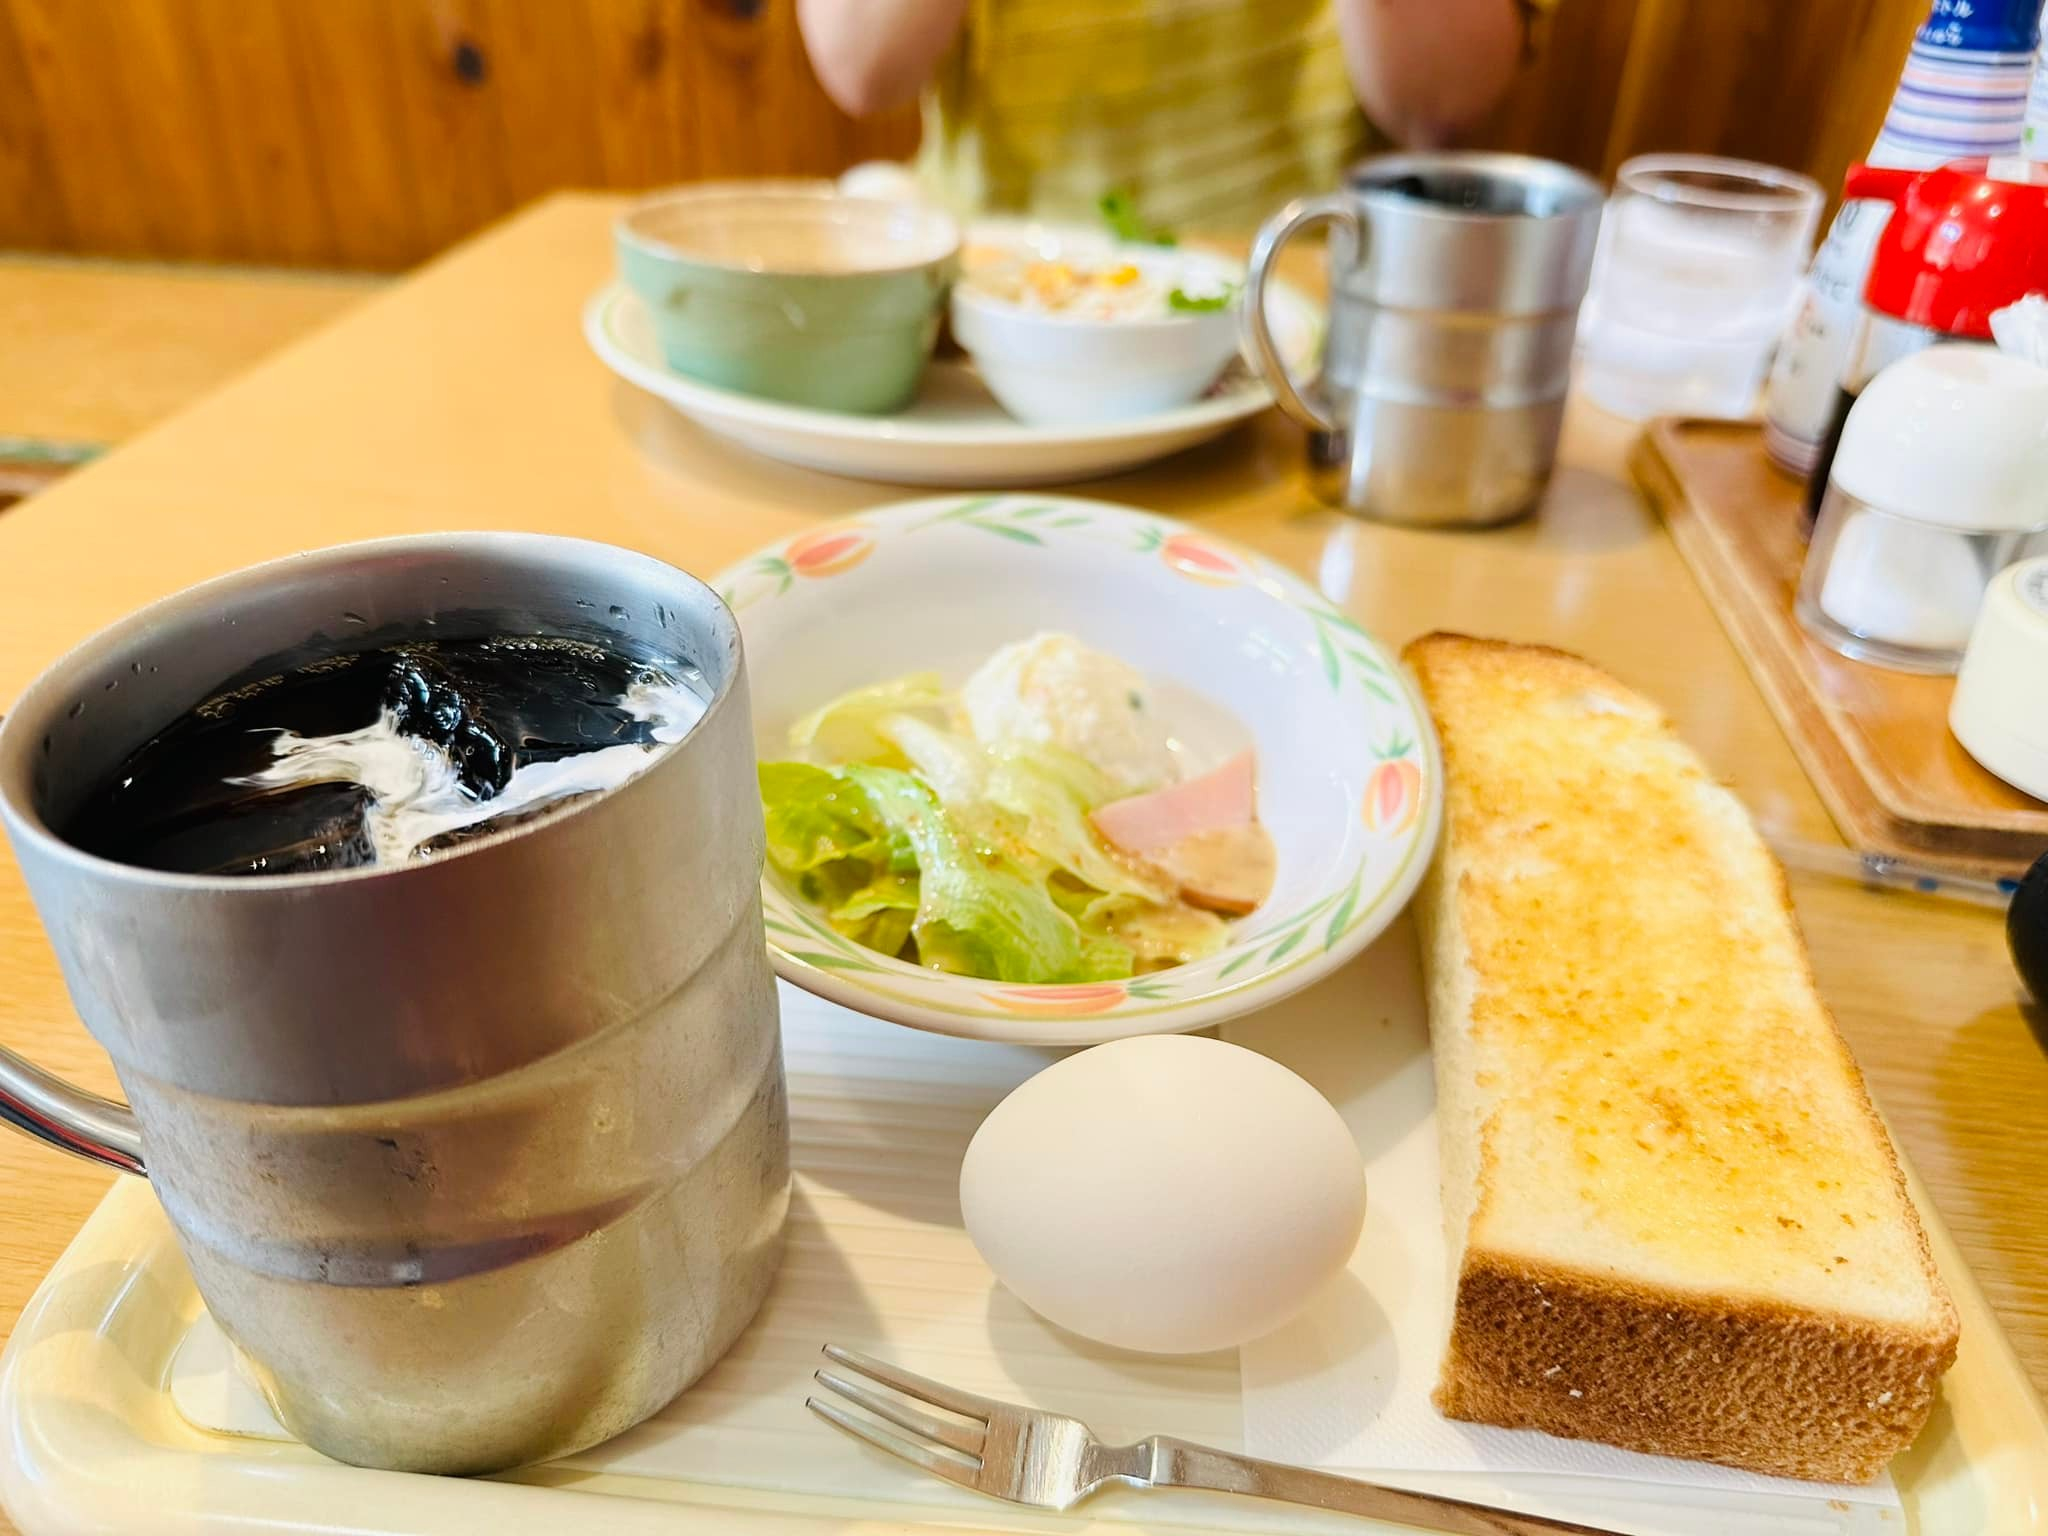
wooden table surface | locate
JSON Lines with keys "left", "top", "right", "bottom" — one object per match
{"left": 0, "top": 194, "right": 2042, "bottom": 1530}
{"left": 0, "top": 255, "right": 373, "bottom": 449}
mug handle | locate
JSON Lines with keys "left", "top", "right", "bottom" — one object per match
{"left": 1241, "top": 192, "right": 1364, "bottom": 435}
{"left": 0, "top": 1048, "right": 145, "bottom": 1175}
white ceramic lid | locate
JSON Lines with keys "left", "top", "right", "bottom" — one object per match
{"left": 1832, "top": 344, "right": 2048, "bottom": 532}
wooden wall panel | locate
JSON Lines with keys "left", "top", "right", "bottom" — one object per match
{"left": 1600, "top": 0, "right": 1928, "bottom": 193}
{"left": 0, "top": 3, "right": 68, "bottom": 251}
{"left": 111, "top": 0, "right": 246, "bottom": 257}
{"left": 384, "top": 0, "right": 517, "bottom": 254}
{"left": 186, "top": 0, "right": 334, "bottom": 265}
{"left": 10, "top": 0, "right": 159, "bottom": 254}
{"left": 1474, "top": 0, "right": 1643, "bottom": 172}
{"left": 0, "top": 0, "right": 916, "bottom": 269}
{"left": 696, "top": 0, "right": 857, "bottom": 179}
{"left": 281, "top": 0, "right": 429, "bottom": 269}
{"left": 586, "top": 0, "right": 701, "bottom": 188}
{"left": 481, "top": 0, "right": 607, "bottom": 209}
{"left": 1802, "top": 0, "right": 1930, "bottom": 201}
{"left": 0, "top": 0, "right": 1941, "bottom": 271}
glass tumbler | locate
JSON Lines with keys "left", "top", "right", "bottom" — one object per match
{"left": 1579, "top": 155, "right": 1823, "bottom": 420}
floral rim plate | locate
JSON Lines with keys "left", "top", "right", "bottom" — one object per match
{"left": 717, "top": 495, "right": 1442, "bottom": 1045}
{"left": 582, "top": 279, "right": 1322, "bottom": 488}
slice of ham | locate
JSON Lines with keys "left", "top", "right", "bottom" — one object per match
{"left": 1159, "top": 823, "right": 1276, "bottom": 915}
{"left": 1091, "top": 751, "right": 1274, "bottom": 914}
{"left": 1089, "top": 750, "right": 1256, "bottom": 854}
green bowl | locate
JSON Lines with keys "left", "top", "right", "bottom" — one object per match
{"left": 615, "top": 185, "right": 959, "bottom": 416}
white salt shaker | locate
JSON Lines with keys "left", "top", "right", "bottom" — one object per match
{"left": 1795, "top": 344, "right": 2048, "bottom": 673}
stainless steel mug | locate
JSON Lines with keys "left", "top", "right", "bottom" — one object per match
{"left": 0, "top": 534, "right": 790, "bottom": 1475}
{"left": 1243, "top": 151, "right": 1604, "bottom": 526}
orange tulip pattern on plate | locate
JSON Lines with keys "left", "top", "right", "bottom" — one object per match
{"left": 723, "top": 523, "right": 876, "bottom": 609}
{"left": 1159, "top": 533, "right": 1241, "bottom": 586}
{"left": 1363, "top": 757, "right": 1422, "bottom": 834}
{"left": 783, "top": 525, "right": 875, "bottom": 578}
{"left": 983, "top": 983, "right": 1129, "bottom": 1016}
{"left": 983, "top": 976, "right": 1179, "bottom": 1014}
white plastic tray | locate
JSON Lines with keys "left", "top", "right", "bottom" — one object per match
{"left": 4, "top": 966, "right": 2045, "bottom": 1535}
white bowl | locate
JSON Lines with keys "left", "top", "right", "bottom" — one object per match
{"left": 715, "top": 495, "right": 1443, "bottom": 1045}
{"left": 950, "top": 247, "right": 1245, "bottom": 426}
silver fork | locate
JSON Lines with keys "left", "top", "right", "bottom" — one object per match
{"left": 808, "top": 1344, "right": 1626, "bottom": 1536}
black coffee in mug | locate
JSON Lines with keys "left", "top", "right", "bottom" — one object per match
{"left": 67, "top": 634, "right": 709, "bottom": 876}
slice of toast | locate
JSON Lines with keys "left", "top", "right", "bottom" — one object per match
{"left": 1405, "top": 633, "right": 1958, "bottom": 1484}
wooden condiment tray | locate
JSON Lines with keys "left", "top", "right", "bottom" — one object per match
{"left": 1632, "top": 416, "right": 2048, "bottom": 880}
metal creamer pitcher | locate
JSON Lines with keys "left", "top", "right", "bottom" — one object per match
{"left": 0, "top": 534, "right": 789, "bottom": 1475}
{"left": 1244, "top": 152, "right": 1603, "bottom": 526}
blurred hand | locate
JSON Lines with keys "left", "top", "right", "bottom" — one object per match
{"left": 798, "top": 0, "right": 971, "bottom": 117}
{"left": 1337, "top": 0, "right": 1528, "bottom": 145}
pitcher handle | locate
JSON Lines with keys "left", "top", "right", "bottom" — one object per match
{"left": 1241, "top": 193, "right": 1362, "bottom": 435}
{"left": 0, "top": 1047, "right": 145, "bottom": 1175}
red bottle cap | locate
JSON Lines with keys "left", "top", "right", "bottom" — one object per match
{"left": 1844, "top": 159, "right": 2048, "bottom": 340}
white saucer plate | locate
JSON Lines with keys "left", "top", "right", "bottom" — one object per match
{"left": 582, "top": 278, "right": 1321, "bottom": 487}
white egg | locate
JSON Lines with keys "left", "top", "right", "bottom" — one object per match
{"left": 959, "top": 1034, "right": 1365, "bottom": 1355}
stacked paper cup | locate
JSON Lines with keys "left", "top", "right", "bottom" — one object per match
{"left": 2027, "top": 11, "right": 2048, "bottom": 159}
{"left": 1878, "top": 15, "right": 2038, "bottom": 163}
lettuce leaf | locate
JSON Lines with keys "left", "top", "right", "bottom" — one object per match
{"left": 831, "top": 869, "right": 920, "bottom": 922}
{"left": 831, "top": 871, "right": 920, "bottom": 959}
{"left": 876, "top": 712, "right": 987, "bottom": 804}
{"left": 788, "top": 673, "right": 947, "bottom": 764}
{"left": 840, "top": 764, "right": 1130, "bottom": 983}
{"left": 1167, "top": 284, "right": 1237, "bottom": 313}
{"left": 1099, "top": 188, "right": 1176, "bottom": 247}
{"left": 852, "top": 906, "right": 916, "bottom": 959}
{"left": 763, "top": 723, "right": 1221, "bottom": 984}
{"left": 1088, "top": 893, "right": 1229, "bottom": 968}
{"left": 1074, "top": 925, "right": 1139, "bottom": 980}
{"left": 758, "top": 761, "right": 908, "bottom": 873}
{"left": 877, "top": 717, "right": 1169, "bottom": 902}
{"left": 983, "top": 745, "right": 1175, "bottom": 905}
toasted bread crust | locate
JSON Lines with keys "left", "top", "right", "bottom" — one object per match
{"left": 1406, "top": 632, "right": 1959, "bottom": 1485}
{"left": 1436, "top": 1254, "right": 1956, "bottom": 1483}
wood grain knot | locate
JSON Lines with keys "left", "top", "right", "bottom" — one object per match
{"left": 451, "top": 39, "right": 488, "bottom": 86}
{"left": 630, "top": 27, "right": 667, "bottom": 76}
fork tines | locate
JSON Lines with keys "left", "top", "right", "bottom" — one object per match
{"left": 806, "top": 1343, "right": 992, "bottom": 1485}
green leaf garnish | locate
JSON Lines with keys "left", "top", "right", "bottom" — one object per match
{"left": 1099, "top": 188, "right": 1176, "bottom": 247}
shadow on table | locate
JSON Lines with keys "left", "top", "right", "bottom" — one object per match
{"left": 1511, "top": 463, "right": 1657, "bottom": 556}
{"left": 2016, "top": 995, "right": 2048, "bottom": 1056}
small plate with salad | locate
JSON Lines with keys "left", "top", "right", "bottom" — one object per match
{"left": 719, "top": 494, "right": 1441, "bottom": 1044}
